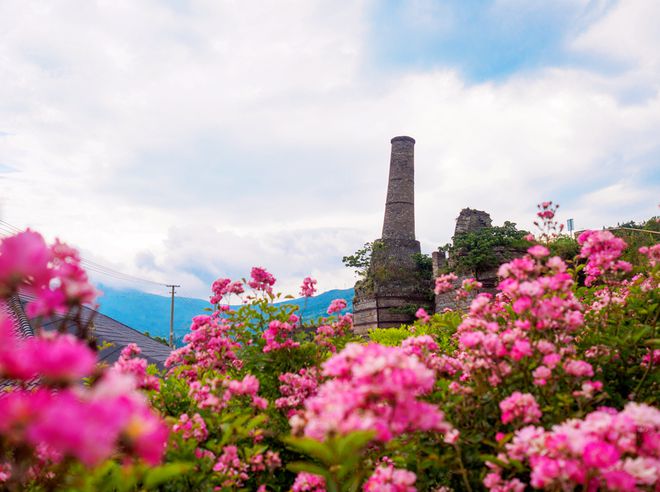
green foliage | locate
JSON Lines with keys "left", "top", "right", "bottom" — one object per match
{"left": 284, "top": 431, "right": 375, "bottom": 492}
{"left": 144, "top": 331, "right": 170, "bottom": 346}
{"left": 411, "top": 253, "right": 433, "bottom": 278}
{"left": 342, "top": 241, "right": 383, "bottom": 279}
{"left": 442, "top": 222, "right": 529, "bottom": 274}
{"left": 547, "top": 235, "right": 580, "bottom": 261}
{"left": 611, "top": 217, "right": 660, "bottom": 266}
{"left": 369, "top": 311, "right": 461, "bottom": 352}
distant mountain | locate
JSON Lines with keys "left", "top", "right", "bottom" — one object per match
{"left": 95, "top": 284, "right": 354, "bottom": 345}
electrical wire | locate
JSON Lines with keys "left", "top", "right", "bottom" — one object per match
{"left": 0, "top": 219, "right": 172, "bottom": 289}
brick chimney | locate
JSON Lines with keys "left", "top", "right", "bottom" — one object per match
{"left": 382, "top": 136, "right": 416, "bottom": 241}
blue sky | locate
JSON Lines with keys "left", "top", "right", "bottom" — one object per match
{"left": 369, "top": 0, "right": 614, "bottom": 81}
{"left": 0, "top": 0, "right": 658, "bottom": 298}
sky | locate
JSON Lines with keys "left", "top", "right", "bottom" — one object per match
{"left": 0, "top": 0, "right": 659, "bottom": 300}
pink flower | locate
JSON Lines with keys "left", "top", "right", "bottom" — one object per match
{"left": 25, "top": 334, "right": 96, "bottom": 383}
{"left": 578, "top": 230, "right": 631, "bottom": 285}
{"left": 292, "top": 472, "right": 326, "bottom": 492}
{"left": 363, "top": 463, "right": 416, "bottom": 492}
{"left": 262, "top": 320, "right": 300, "bottom": 353}
{"left": 639, "top": 244, "right": 660, "bottom": 267}
{"left": 276, "top": 367, "right": 319, "bottom": 417}
{"left": 434, "top": 273, "right": 458, "bottom": 294}
{"left": 327, "top": 298, "right": 347, "bottom": 315}
{"left": 300, "top": 343, "right": 454, "bottom": 442}
{"left": 173, "top": 413, "right": 208, "bottom": 442}
{"left": 248, "top": 267, "right": 276, "bottom": 293}
{"left": 490, "top": 403, "right": 660, "bottom": 491}
{"left": 0, "top": 230, "right": 51, "bottom": 295}
{"left": 563, "top": 359, "right": 594, "bottom": 378}
{"left": 113, "top": 343, "right": 160, "bottom": 391}
{"left": 499, "top": 392, "right": 542, "bottom": 426}
{"left": 300, "top": 277, "right": 318, "bottom": 297}
{"left": 583, "top": 440, "right": 620, "bottom": 468}
{"left": 210, "top": 277, "right": 231, "bottom": 304}
{"left": 527, "top": 245, "right": 550, "bottom": 258}
{"left": 415, "top": 308, "right": 430, "bottom": 323}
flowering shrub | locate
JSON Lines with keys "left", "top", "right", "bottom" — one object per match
{"left": 0, "top": 231, "right": 170, "bottom": 491}
{"left": 0, "top": 202, "right": 658, "bottom": 491}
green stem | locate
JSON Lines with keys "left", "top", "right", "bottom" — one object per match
{"left": 454, "top": 443, "right": 473, "bottom": 492}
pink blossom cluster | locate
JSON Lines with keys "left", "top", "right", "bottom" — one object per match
{"left": 434, "top": 273, "right": 458, "bottom": 295}
{"left": 248, "top": 267, "right": 276, "bottom": 293}
{"left": 165, "top": 314, "right": 241, "bottom": 378}
{"left": 639, "top": 244, "right": 660, "bottom": 267}
{"left": 224, "top": 374, "right": 268, "bottom": 410}
{"left": 249, "top": 450, "right": 281, "bottom": 473}
{"left": 533, "top": 201, "right": 564, "bottom": 241}
{"left": 0, "top": 371, "right": 167, "bottom": 467}
{"left": 315, "top": 312, "right": 353, "bottom": 351}
{"left": 188, "top": 374, "right": 267, "bottom": 412}
{"left": 590, "top": 285, "right": 629, "bottom": 311}
{"left": 276, "top": 367, "right": 320, "bottom": 417}
{"left": 210, "top": 277, "right": 244, "bottom": 304}
{"left": 327, "top": 298, "right": 347, "bottom": 315}
{"left": 300, "top": 276, "right": 318, "bottom": 297}
{"left": 454, "top": 277, "right": 483, "bottom": 301}
{"left": 113, "top": 343, "right": 160, "bottom": 391}
{"left": 0, "top": 319, "right": 96, "bottom": 383}
{"left": 262, "top": 317, "right": 300, "bottom": 353}
{"left": 0, "top": 230, "right": 97, "bottom": 317}
{"left": 292, "top": 472, "right": 326, "bottom": 492}
{"left": 578, "top": 230, "right": 632, "bottom": 286}
{"left": 296, "top": 343, "right": 455, "bottom": 442}
{"left": 499, "top": 392, "right": 542, "bottom": 426}
{"left": 641, "top": 349, "right": 660, "bottom": 368}
{"left": 401, "top": 335, "right": 441, "bottom": 371}
{"left": 415, "top": 307, "right": 430, "bottom": 323}
{"left": 172, "top": 413, "right": 208, "bottom": 442}
{"left": 447, "top": 247, "right": 594, "bottom": 391}
{"left": 363, "top": 463, "right": 417, "bottom": 492}
{"left": 486, "top": 402, "right": 660, "bottom": 491}
{"left": 213, "top": 445, "right": 249, "bottom": 488}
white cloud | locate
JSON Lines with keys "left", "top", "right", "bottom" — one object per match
{"left": 0, "top": 0, "right": 658, "bottom": 298}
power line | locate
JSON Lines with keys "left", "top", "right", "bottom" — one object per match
{"left": 0, "top": 219, "right": 171, "bottom": 288}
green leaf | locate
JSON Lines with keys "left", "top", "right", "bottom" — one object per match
{"left": 644, "top": 338, "right": 660, "bottom": 348}
{"left": 287, "top": 461, "right": 332, "bottom": 480}
{"left": 335, "top": 431, "right": 375, "bottom": 461}
{"left": 143, "top": 463, "right": 192, "bottom": 489}
{"left": 283, "top": 436, "right": 336, "bottom": 465}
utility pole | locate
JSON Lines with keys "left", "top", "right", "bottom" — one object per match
{"left": 166, "top": 284, "right": 180, "bottom": 349}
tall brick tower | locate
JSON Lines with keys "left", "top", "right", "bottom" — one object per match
{"left": 382, "top": 136, "right": 416, "bottom": 241}
{"left": 352, "top": 137, "right": 431, "bottom": 334}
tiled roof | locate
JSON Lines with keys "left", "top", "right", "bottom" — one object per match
{"left": 17, "top": 294, "right": 171, "bottom": 368}
{"left": 1, "top": 295, "right": 36, "bottom": 391}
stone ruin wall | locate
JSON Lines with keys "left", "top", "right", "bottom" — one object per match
{"left": 432, "top": 208, "right": 499, "bottom": 313}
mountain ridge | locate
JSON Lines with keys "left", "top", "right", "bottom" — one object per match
{"left": 95, "top": 284, "right": 354, "bottom": 344}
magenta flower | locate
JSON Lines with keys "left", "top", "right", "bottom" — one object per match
{"left": 299, "top": 343, "right": 455, "bottom": 442}
{"left": 499, "top": 392, "right": 542, "bottom": 426}
{"left": 300, "top": 277, "right": 318, "bottom": 298}
{"left": 434, "top": 273, "right": 458, "bottom": 294}
{"left": 292, "top": 472, "right": 326, "bottom": 492}
{"left": 0, "top": 230, "right": 51, "bottom": 295}
{"left": 363, "top": 463, "right": 416, "bottom": 492}
{"left": 248, "top": 267, "right": 276, "bottom": 293}
{"left": 327, "top": 298, "right": 347, "bottom": 315}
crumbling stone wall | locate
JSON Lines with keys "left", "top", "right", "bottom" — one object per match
{"left": 454, "top": 208, "right": 492, "bottom": 236}
{"left": 433, "top": 208, "right": 497, "bottom": 313}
